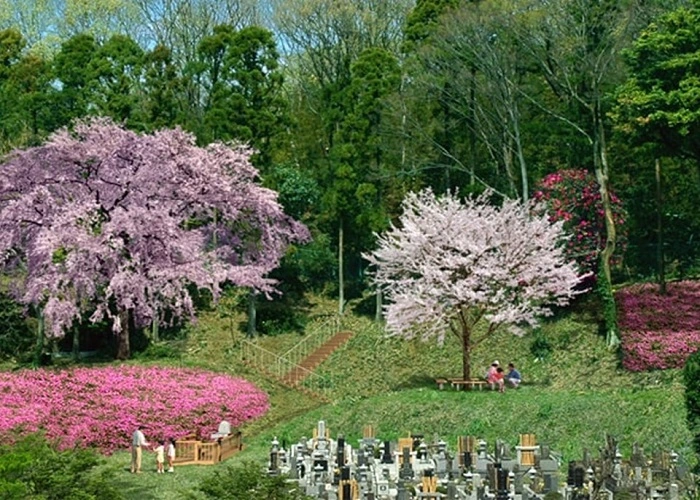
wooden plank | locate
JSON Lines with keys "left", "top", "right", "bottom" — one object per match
{"left": 451, "top": 379, "right": 488, "bottom": 391}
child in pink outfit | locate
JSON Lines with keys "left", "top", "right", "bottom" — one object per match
{"left": 494, "top": 367, "right": 505, "bottom": 393}
{"left": 486, "top": 361, "right": 500, "bottom": 390}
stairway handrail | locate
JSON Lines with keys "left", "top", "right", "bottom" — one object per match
{"left": 239, "top": 339, "right": 332, "bottom": 398}
{"left": 281, "top": 314, "right": 342, "bottom": 367}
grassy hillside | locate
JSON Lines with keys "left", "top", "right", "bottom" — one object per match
{"left": 94, "top": 294, "right": 692, "bottom": 499}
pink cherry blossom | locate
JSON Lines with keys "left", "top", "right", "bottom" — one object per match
{"left": 0, "top": 118, "right": 309, "bottom": 347}
{"left": 364, "top": 188, "right": 585, "bottom": 380}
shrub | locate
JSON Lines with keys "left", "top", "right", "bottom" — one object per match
{"left": 0, "top": 433, "right": 121, "bottom": 500}
{"left": 196, "top": 461, "right": 311, "bottom": 500}
{"left": 533, "top": 169, "right": 627, "bottom": 278}
{"left": 618, "top": 281, "right": 700, "bottom": 371}
{"left": 0, "top": 366, "right": 269, "bottom": 453}
{"left": 0, "top": 291, "right": 33, "bottom": 361}
{"left": 684, "top": 350, "right": 700, "bottom": 466}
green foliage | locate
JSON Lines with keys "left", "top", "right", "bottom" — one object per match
{"left": 543, "top": 492, "right": 564, "bottom": 500}
{"left": 529, "top": 332, "right": 553, "bottom": 362}
{"left": 613, "top": 3, "right": 700, "bottom": 162}
{"left": 138, "top": 44, "right": 180, "bottom": 131}
{"left": 0, "top": 28, "right": 54, "bottom": 149}
{"left": 403, "top": 0, "right": 461, "bottom": 49}
{"left": 0, "top": 291, "right": 32, "bottom": 361}
{"left": 194, "top": 460, "right": 310, "bottom": 500}
{"left": 53, "top": 33, "right": 98, "bottom": 129}
{"left": 0, "top": 433, "right": 121, "bottom": 500}
{"left": 133, "top": 341, "right": 185, "bottom": 361}
{"left": 684, "top": 349, "right": 700, "bottom": 463}
{"left": 196, "top": 24, "right": 288, "bottom": 168}
{"left": 266, "top": 165, "right": 321, "bottom": 222}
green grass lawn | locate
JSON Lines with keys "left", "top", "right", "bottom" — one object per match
{"left": 23, "top": 295, "right": 699, "bottom": 499}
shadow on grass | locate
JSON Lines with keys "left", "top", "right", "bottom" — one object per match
{"left": 393, "top": 373, "right": 440, "bottom": 390}
{"left": 101, "top": 451, "right": 218, "bottom": 500}
{"left": 109, "top": 470, "right": 161, "bottom": 500}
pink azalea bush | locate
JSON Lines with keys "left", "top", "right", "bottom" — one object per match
{"left": 0, "top": 365, "right": 269, "bottom": 454}
{"left": 617, "top": 281, "right": 700, "bottom": 371}
{"left": 533, "top": 169, "right": 627, "bottom": 277}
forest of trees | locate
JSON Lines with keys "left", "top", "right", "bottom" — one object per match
{"left": 0, "top": 0, "right": 699, "bottom": 351}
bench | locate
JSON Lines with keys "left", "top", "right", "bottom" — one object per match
{"left": 450, "top": 378, "right": 488, "bottom": 390}
{"left": 435, "top": 378, "right": 488, "bottom": 390}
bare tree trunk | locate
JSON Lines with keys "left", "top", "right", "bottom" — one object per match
{"left": 593, "top": 103, "right": 618, "bottom": 348}
{"left": 503, "top": 134, "right": 517, "bottom": 196}
{"left": 655, "top": 158, "right": 666, "bottom": 294}
{"left": 468, "top": 63, "right": 477, "bottom": 187}
{"left": 375, "top": 288, "right": 383, "bottom": 322}
{"left": 116, "top": 310, "right": 131, "bottom": 360}
{"left": 338, "top": 221, "right": 345, "bottom": 315}
{"left": 512, "top": 104, "right": 529, "bottom": 201}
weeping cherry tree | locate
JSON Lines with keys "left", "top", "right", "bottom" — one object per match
{"left": 0, "top": 118, "right": 309, "bottom": 359}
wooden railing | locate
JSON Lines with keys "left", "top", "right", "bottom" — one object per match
{"left": 173, "top": 431, "right": 242, "bottom": 466}
{"left": 280, "top": 315, "right": 342, "bottom": 367}
{"left": 240, "top": 341, "right": 298, "bottom": 379}
{"left": 240, "top": 331, "right": 336, "bottom": 400}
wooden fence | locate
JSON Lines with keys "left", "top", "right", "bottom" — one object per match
{"left": 173, "top": 430, "right": 243, "bottom": 466}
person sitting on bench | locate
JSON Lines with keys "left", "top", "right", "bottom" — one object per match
{"left": 486, "top": 361, "right": 502, "bottom": 391}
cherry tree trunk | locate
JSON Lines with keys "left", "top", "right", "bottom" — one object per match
{"left": 461, "top": 325, "right": 472, "bottom": 381}
{"left": 116, "top": 310, "right": 131, "bottom": 360}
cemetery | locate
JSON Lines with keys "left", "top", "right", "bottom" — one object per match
{"left": 267, "top": 421, "right": 694, "bottom": 500}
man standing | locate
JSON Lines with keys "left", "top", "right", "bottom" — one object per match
{"left": 131, "top": 425, "right": 149, "bottom": 473}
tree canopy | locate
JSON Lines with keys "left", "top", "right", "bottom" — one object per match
{"left": 0, "top": 118, "right": 308, "bottom": 358}
{"left": 365, "top": 189, "right": 584, "bottom": 380}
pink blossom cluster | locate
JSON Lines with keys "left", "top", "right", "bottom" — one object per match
{"left": 617, "top": 281, "right": 700, "bottom": 371}
{"left": 0, "top": 365, "right": 269, "bottom": 454}
{"left": 533, "top": 169, "right": 627, "bottom": 276}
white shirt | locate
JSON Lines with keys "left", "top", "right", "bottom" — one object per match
{"left": 167, "top": 443, "right": 176, "bottom": 458}
{"left": 132, "top": 429, "right": 148, "bottom": 447}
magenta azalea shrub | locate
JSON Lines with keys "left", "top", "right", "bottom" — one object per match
{"left": 0, "top": 365, "right": 269, "bottom": 454}
{"left": 617, "top": 281, "right": 700, "bottom": 371}
{"left": 533, "top": 169, "right": 627, "bottom": 276}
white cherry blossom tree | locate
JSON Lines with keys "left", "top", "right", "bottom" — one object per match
{"left": 365, "top": 189, "right": 585, "bottom": 380}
